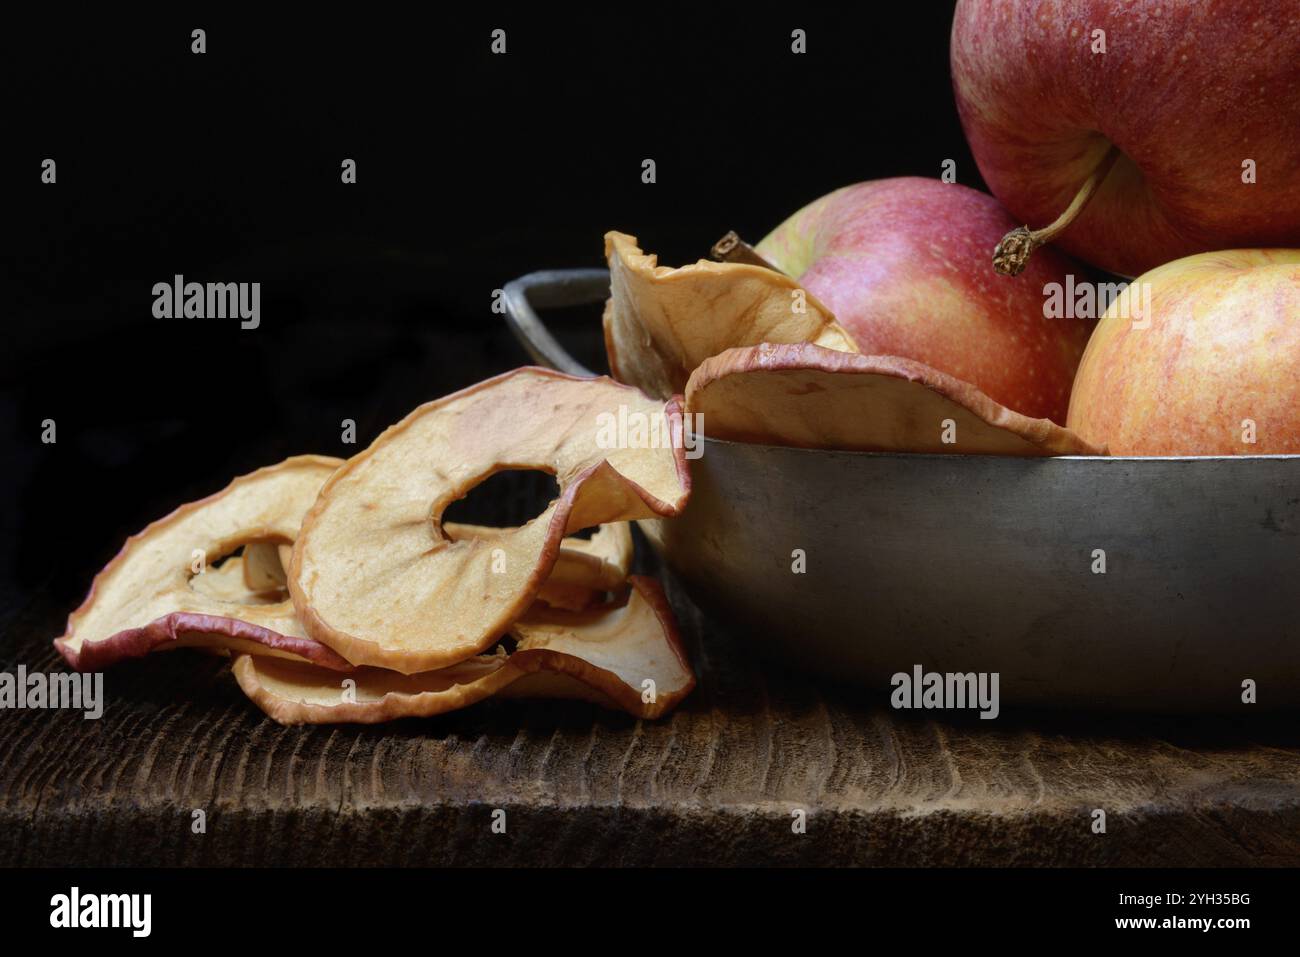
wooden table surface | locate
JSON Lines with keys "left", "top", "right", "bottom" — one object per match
{"left": 3, "top": 562, "right": 1299, "bottom": 868}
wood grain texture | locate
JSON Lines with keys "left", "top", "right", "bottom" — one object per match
{"left": 3, "top": 562, "right": 1299, "bottom": 867}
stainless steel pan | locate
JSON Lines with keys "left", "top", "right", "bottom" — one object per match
{"left": 504, "top": 268, "right": 1300, "bottom": 710}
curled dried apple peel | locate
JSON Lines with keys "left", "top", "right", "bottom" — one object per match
{"left": 235, "top": 577, "right": 693, "bottom": 725}
{"left": 290, "top": 368, "right": 691, "bottom": 673}
{"left": 686, "top": 344, "right": 1104, "bottom": 456}
{"left": 55, "top": 456, "right": 353, "bottom": 672}
{"left": 603, "top": 231, "right": 858, "bottom": 398}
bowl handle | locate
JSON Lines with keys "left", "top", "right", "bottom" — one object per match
{"left": 501, "top": 268, "right": 608, "bottom": 377}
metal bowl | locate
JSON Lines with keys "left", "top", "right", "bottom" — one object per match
{"left": 504, "top": 268, "right": 1300, "bottom": 710}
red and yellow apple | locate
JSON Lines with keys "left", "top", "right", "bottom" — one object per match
{"left": 756, "top": 177, "right": 1094, "bottom": 423}
{"left": 951, "top": 0, "right": 1300, "bottom": 278}
{"left": 1067, "top": 249, "right": 1300, "bottom": 454}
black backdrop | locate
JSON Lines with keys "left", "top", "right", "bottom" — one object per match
{"left": 1, "top": 6, "right": 972, "bottom": 613}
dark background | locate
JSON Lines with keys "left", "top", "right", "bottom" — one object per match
{"left": 1, "top": 6, "right": 973, "bottom": 616}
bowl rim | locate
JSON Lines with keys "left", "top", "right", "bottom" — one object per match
{"left": 697, "top": 434, "right": 1300, "bottom": 464}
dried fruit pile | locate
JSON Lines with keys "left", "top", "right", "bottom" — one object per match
{"left": 55, "top": 369, "right": 695, "bottom": 725}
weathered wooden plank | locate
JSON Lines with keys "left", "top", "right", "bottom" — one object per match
{"left": 2, "top": 570, "right": 1299, "bottom": 866}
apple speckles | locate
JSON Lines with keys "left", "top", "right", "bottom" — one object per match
{"left": 952, "top": 0, "right": 1300, "bottom": 276}
{"left": 1069, "top": 250, "right": 1300, "bottom": 453}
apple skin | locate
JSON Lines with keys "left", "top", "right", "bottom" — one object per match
{"left": 951, "top": 0, "right": 1300, "bottom": 278}
{"left": 1067, "top": 249, "right": 1300, "bottom": 455}
{"left": 756, "top": 177, "right": 1094, "bottom": 424}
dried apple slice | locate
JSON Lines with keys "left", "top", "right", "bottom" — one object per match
{"left": 686, "top": 343, "right": 1104, "bottom": 456}
{"left": 55, "top": 456, "right": 352, "bottom": 672}
{"left": 290, "top": 368, "right": 691, "bottom": 673}
{"left": 501, "top": 576, "right": 694, "bottom": 719}
{"left": 234, "top": 577, "right": 693, "bottom": 724}
{"left": 604, "top": 231, "right": 858, "bottom": 398}
{"left": 231, "top": 652, "right": 518, "bottom": 726}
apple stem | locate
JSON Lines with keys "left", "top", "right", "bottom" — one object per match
{"left": 992, "top": 146, "right": 1121, "bottom": 276}
{"left": 711, "top": 230, "right": 785, "bottom": 274}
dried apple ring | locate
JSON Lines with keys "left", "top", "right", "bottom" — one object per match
{"left": 686, "top": 343, "right": 1104, "bottom": 456}
{"left": 234, "top": 577, "right": 693, "bottom": 724}
{"left": 604, "top": 230, "right": 858, "bottom": 398}
{"left": 55, "top": 456, "right": 352, "bottom": 672}
{"left": 290, "top": 368, "right": 691, "bottom": 672}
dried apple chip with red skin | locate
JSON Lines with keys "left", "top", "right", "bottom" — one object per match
{"left": 183, "top": 557, "right": 291, "bottom": 664}
{"left": 234, "top": 577, "right": 694, "bottom": 725}
{"left": 290, "top": 368, "right": 691, "bottom": 673}
{"left": 603, "top": 231, "right": 858, "bottom": 399}
{"left": 686, "top": 343, "right": 1104, "bottom": 456}
{"left": 54, "top": 456, "right": 352, "bottom": 672}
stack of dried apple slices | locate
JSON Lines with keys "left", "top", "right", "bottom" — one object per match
{"left": 54, "top": 369, "right": 696, "bottom": 725}
{"left": 604, "top": 232, "right": 1103, "bottom": 455}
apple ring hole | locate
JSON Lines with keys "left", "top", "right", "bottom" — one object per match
{"left": 440, "top": 467, "right": 561, "bottom": 532}
{"left": 188, "top": 536, "right": 292, "bottom": 604}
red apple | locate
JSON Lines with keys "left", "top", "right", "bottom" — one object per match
{"left": 951, "top": 0, "right": 1300, "bottom": 278}
{"left": 756, "top": 177, "right": 1094, "bottom": 424}
{"left": 1067, "top": 249, "right": 1300, "bottom": 455}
